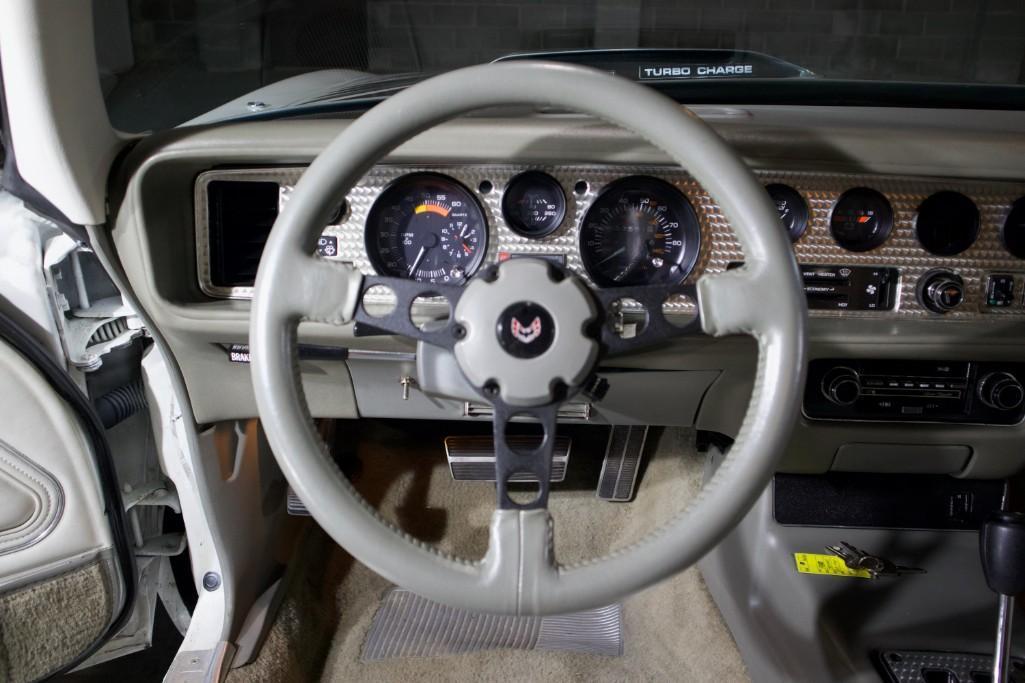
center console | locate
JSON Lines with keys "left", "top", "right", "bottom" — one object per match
{"left": 804, "top": 359, "right": 1025, "bottom": 425}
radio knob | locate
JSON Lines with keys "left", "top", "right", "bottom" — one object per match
{"left": 978, "top": 371, "right": 1025, "bottom": 411}
{"left": 823, "top": 368, "right": 860, "bottom": 406}
{"left": 918, "top": 270, "right": 964, "bottom": 313}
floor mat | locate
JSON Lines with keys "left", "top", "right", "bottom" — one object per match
{"left": 227, "top": 423, "right": 750, "bottom": 683}
{"left": 362, "top": 589, "right": 622, "bottom": 661}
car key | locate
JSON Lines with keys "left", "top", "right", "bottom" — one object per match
{"left": 826, "top": 542, "right": 926, "bottom": 579}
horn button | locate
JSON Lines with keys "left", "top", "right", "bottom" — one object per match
{"left": 454, "top": 259, "right": 598, "bottom": 407}
{"left": 496, "top": 302, "right": 555, "bottom": 359}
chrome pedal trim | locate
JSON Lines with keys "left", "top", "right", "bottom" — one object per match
{"left": 878, "top": 649, "right": 1025, "bottom": 683}
{"left": 597, "top": 425, "right": 649, "bottom": 502}
{"left": 444, "top": 435, "right": 570, "bottom": 482}
{"left": 285, "top": 488, "right": 310, "bottom": 516}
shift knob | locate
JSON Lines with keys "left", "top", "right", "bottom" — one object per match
{"left": 980, "top": 511, "right": 1025, "bottom": 596}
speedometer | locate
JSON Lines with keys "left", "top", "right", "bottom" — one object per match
{"left": 579, "top": 176, "right": 701, "bottom": 287}
{"left": 365, "top": 173, "right": 488, "bottom": 284}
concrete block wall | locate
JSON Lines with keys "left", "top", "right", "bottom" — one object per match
{"left": 365, "top": 0, "right": 1025, "bottom": 83}
{"left": 120, "top": 0, "right": 1025, "bottom": 84}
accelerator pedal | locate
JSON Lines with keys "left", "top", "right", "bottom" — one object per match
{"left": 444, "top": 435, "right": 570, "bottom": 482}
{"left": 597, "top": 425, "right": 649, "bottom": 502}
{"left": 362, "top": 588, "right": 622, "bottom": 661}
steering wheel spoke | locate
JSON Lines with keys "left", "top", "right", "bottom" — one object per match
{"left": 274, "top": 252, "right": 366, "bottom": 325}
{"left": 695, "top": 267, "right": 772, "bottom": 337}
{"left": 352, "top": 275, "right": 466, "bottom": 349}
{"left": 490, "top": 400, "right": 560, "bottom": 510}
{"left": 593, "top": 282, "right": 703, "bottom": 356}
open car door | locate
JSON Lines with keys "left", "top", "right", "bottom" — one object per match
{"left": 0, "top": 8, "right": 139, "bottom": 678}
{"left": 0, "top": 295, "right": 135, "bottom": 683}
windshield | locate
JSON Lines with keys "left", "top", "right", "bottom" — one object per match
{"left": 95, "top": 0, "right": 1025, "bottom": 131}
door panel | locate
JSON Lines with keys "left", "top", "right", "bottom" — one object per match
{"left": 0, "top": 318, "right": 133, "bottom": 682}
{"left": 0, "top": 340, "right": 112, "bottom": 578}
{"left": 0, "top": 439, "right": 62, "bottom": 555}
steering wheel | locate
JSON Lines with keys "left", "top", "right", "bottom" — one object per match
{"left": 250, "top": 61, "right": 807, "bottom": 616}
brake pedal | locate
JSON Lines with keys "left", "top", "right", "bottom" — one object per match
{"left": 597, "top": 425, "right": 649, "bottom": 502}
{"left": 444, "top": 435, "right": 570, "bottom": 482}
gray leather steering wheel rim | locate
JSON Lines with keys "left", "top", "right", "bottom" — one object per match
{"left": 250, "top": 61, "right": 807, "bottom": 616}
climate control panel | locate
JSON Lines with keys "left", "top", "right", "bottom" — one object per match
{"left": 805, "top": 359, "right": 1025, "bottom": 424}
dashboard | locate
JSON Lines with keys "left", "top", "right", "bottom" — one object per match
{"left": 104, "top": 109, "right": 1025, "bottom": 479}
{"left": 195, "top": 165, "right": 1025, "bottom": 320}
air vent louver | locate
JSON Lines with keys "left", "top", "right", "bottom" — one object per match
{"left": 207, "top": 180, "right": 280, "bottom": 288}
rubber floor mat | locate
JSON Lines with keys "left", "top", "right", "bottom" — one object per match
{"left": 361, "top": 588, "right": 623, "bottom": 661}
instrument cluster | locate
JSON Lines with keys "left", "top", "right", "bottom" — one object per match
{"left": 361, "top": 170, "right": 706, "bottom": 289}
{"left": 195, "top": 165, "right": 1025, "bottom": 319}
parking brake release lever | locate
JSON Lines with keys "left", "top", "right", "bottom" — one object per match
{"left": 980, "top": 510, "right": 1025, "bottom": 683}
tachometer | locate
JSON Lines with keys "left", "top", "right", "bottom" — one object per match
{"left": 366, "top": 173, "right": 488, "bottom": 284}
{"left": 579, "top": 176, "right": 701, "bottom": 287}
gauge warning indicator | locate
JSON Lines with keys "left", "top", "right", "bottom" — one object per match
{"left": 365, "top": 173, "right": 488, "bottom": 284}
{"left": 829, "top": 187, "right": 894, "bottom": 252}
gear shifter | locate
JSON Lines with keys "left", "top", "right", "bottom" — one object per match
{"left": 980, "top": 510, "right": 1025, "bottom": 683}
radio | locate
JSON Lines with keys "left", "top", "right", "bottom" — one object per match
{"left": 804, "top": 359, "right": 1025, "bottom": 424}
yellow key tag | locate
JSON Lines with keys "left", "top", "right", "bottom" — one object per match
{"left": 794, "top": 552, "right": 872, "bottom": 579}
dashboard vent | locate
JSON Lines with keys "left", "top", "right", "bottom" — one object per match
{"left": 207, "top": 180, "right": 280, "bottom": 288}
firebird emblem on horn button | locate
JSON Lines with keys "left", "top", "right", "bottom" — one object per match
{"left": 510, "top": 316, "right": 542, "bottom": 344}
{"left": 497, "top": 302, "right": 556, "bottom": 359}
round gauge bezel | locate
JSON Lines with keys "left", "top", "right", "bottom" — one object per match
{"left": 765, "top": 183, "right": 809, "bottom": 242}
{"left": 914, "top": 190, "right": 980, "bottom": 256}
{"left": 364, "top": 172, "right": 489, "bottom": 284}
{"left": 578, "top": 175, "right": 702, "bottom": 288}
{"left": 501, "top": 171, "right": 567, "bottom": 238}
{"left": 828, "top": 187, "right": 895, "bottom": 252}
{"left": 1000, "top": 196, "right": 1025, "bottom": 259}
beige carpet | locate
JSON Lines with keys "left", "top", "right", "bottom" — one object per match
{"left": 0, "top": 558, "right": 116, "bottom": 683}
{"left": 228, "top": 423, "right": 748, "bottom": 682}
